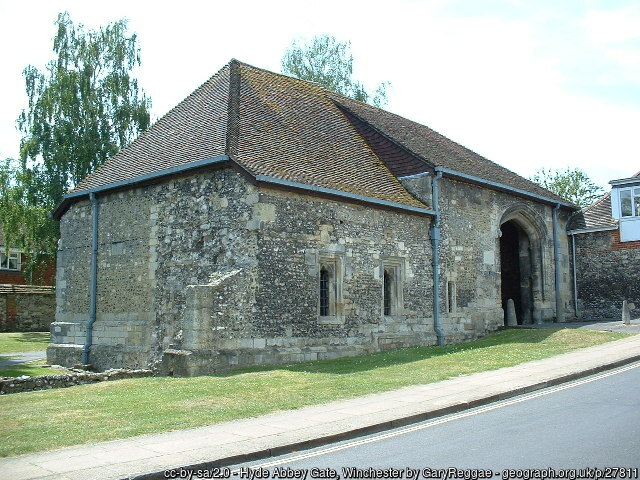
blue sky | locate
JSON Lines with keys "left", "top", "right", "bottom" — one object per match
{"left": 0, "top": 0, "right": 638, "bottom": 190}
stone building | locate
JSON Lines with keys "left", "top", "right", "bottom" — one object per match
{"left": 569, "top": 171, "right": 640, "bottom": 320}
{"left": 48, "top": 60, "right": 576, "bottom": 375}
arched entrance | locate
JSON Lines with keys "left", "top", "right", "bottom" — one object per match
{"left": 499, "top": 207, "right": 546, "bottom": 326}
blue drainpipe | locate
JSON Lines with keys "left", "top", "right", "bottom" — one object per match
{"left": 431, "top": 170, "right": 445, "bottom": 346}
{"left": 83, "top": 192, "right": 99, "bottom": 365}
{"left": 552, "top": 203, "right": 564, "bottom": 323}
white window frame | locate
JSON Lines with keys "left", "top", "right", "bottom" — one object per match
{"left": 0, "top": 250, "right": 22, "bottom": 271}
{"left": 618, "top": 186, "right": 640, "bottom": 218}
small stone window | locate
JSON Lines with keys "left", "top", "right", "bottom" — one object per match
{"left": 317, "top": 255, "right": 342, "bottom": 323}
{"left": 381, "top": 259, "right": 403, "bottom": 317}
{"left": 320, "top": 266, "right": 331, "bottom": 316}
{"left": 0, "top": 251, "right": 21, "bottom": 271}
{"left": 383, "top": 270, "right": 393, "bottom": 316}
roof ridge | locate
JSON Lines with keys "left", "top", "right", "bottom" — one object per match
{"left": 226, "top": 60, "right": 240, "bottom": 158}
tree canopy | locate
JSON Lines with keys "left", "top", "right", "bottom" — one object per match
{"left": 529, "top": 167, "right": 605, "bottom": 209}
{"left": 0, "top": 12, "right": 151, "bottom": 280}
{"left": 281, "top": 34, "right": 389, "bottom": 107}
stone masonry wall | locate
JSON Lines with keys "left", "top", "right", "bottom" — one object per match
{"left": 50, "top": 168, "right": 256, "bottom": 371}
{"left": 437, "top": 178, "right": 574, "bottom": 331}
{"left": 0, "top": 285, "right": 55, "bottom": 332}
{"left": 51, "top": 167, "right": 575, "bottom": 376}
{"left": 162, "top": 185, "right": 439, "bottom": 376}
{"left": 573, "top": 228, "right": 640, "bottom": 319}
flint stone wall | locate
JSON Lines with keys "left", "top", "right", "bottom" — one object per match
{"left": 0, "top": 285, "right": 55, "bottom": 332}
{"left": 50, "top": 168, "right": 575, "bottom": 376}
{"left": 573, "top": 228, "right": 640, "bottom": 319}
{"left": 436, "top": 177, "right": 574, "bottom": 330}
{"left": 0, "top": 368, "right": 153, "bottom": 395}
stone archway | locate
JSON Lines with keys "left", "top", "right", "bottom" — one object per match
{"left": 499, "top": 206, "right": 546, "bottom": 325}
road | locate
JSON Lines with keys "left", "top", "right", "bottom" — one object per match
{"left": 231, "top": 363, "right": 640, "bottom": 474}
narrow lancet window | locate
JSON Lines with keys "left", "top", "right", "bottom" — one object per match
{"left": 320, "top": 267, "right": 330, "bottom": 316}
{"left": 383, "top": 270, "right": 392, "bottom": 316}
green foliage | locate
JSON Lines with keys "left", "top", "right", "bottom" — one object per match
{"left": 281, "top": 34, "right": 390, "bottom": 107}
{"left": 1, "top": 12, "right": 151, "bottom": 278}
{"left": 530, "top": 167, "right": 605, "bottom": 209}
{"left": 0, "top": 159, "right": 56, "bottom": 280}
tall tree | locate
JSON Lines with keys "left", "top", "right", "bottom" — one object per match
{"left": 281, "top": 34, "right": 390, "bottom": 107}
{"left": 530, "top": 167, "right": 605, "bottom": 209}
{"left": 1, "top": 12, "right": 151, "bottom": 279}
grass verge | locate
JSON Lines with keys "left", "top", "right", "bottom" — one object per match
{"left": 0, "top": 360, "right": 66, "bottom": 378}
{"left": 0, "top": 332, "right": 50, "bottom": 354}
{"left": 0, "top": 328, "right": 629, "bottom": 457}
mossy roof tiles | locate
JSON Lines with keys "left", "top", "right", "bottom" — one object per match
{"left": 70, "top": 59, "right": 566, "bottom": 211}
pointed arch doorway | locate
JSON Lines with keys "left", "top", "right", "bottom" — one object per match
{"left": 499, "top": 208, "right": 546, "bottom": 325}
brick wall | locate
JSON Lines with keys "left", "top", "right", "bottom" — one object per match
{"left": 0, "top": 285, "right": 56, "bottom": 332}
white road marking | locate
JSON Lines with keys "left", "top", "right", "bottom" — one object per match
{"left": 232, "top": 361, "right": 640, "bottom": 470}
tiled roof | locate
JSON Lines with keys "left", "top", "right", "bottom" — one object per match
{"left": 66, "top": 59, "right": 569, "bottom": 213}
{"left": 72, "top": 65, "right": 231, "bottom": 192}
{"left": 568, "top": 194, "right": 616, "bottom": 230}
{"left": 331, "top": 95, "right": 570, "bottom": 203}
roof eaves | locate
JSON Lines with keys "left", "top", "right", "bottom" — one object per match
{"left": 435, "top": 167, "right": 577, "bottom": 209}
{"left": 52, "top": 155, "right": 232, "bottom": 220}
{"left": 568, "top": 225, "right": 618, "bottom": 235}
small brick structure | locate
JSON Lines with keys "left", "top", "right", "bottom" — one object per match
{"left": 0, "top": 284, "right": 56, "bottom": 332}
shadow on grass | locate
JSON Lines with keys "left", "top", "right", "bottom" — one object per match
{"left": 14, "top": 332, "right": 50, "bottom": 344}
{"left": 215, "top": 328, "right": 564, "bottom": 377}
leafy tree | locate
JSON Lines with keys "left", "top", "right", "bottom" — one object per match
{"left": 281, "top": 34, "right": 390, "bottom": 107}
{"left": 0, "top": 159, "right": 55, "bottom": 282}
{"left": 1, "top": 12, "right": 151, "bottom": 280}
{"left": 529, "top": 167, "right": 604, "bottom": 209}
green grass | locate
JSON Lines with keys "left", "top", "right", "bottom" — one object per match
{"left": 0, "top": 360, "right": 66, "bottom": 378}
{"left": 0, "top": 332, "right": 50, "bottom": 354}
{"left": 0, "top": 328, "right": 628, "bottom": 457}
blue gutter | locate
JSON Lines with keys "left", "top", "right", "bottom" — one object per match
{"left": 255, "top": 175, "right": 436, "bottom": 216}
{"left": 434, "top": 167, "right": 575, "bottom": 208}
{"left": 63, "top": 155, "right": 231, "bottom": 200}
{"left": 430, "top": 172, "right": 445, "bottom": 346}
{"left": 83, "top": 192, "right": 99, "bottom": 365}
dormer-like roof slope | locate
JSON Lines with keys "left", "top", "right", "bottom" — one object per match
{"left": 332, "top": 95, "right": 569, "bottom": 203}
{"left": 63, "top": 60, "right": 569, "bottom": 217}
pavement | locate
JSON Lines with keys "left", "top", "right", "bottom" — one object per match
{"left": 2, "top": 323, "right": 640, "bottom": 480}
{"left": 0, "top": 350, "right": 46, "bottom": 368}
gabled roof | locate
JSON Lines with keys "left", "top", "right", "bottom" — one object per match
{"left": 59, "top": 60, "right": 571, "bottom": 218}
{"left": 569, "top": 170, "right": 640, "bottom": 232}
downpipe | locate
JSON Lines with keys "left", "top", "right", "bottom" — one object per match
{"left": 83, "top": 192, "right": 99, "bottom": 365}
{"left": 552, "top": 203, "right": 565, "bottom": 323}
{"left": 431, "top": 170, "right": 445, "bottom": 346}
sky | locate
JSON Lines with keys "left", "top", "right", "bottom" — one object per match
{"left": 0, "top": 0, "right": 638, "bottom": 191}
